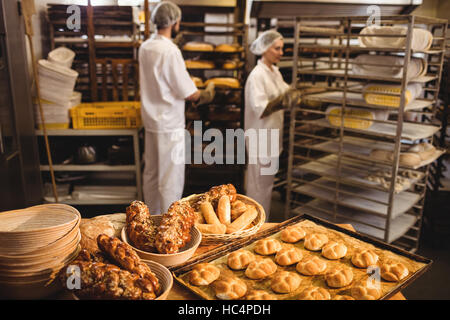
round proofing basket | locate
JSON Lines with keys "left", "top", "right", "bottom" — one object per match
{"left": 181, "top": 193, "right": 266, "bottom": 245}
{"left": 121, "top": 215, "right": 201, "bottom": 267}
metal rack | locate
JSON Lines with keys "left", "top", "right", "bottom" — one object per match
{"left": 179, "top": 21, "right": 248, "bottom": 194}
{"left": 284, "top": 15, "right": 448, "bottom": 252}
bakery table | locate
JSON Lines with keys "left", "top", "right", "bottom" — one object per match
{"left": 167, "top": 222, "right": 406, "bottom": 300}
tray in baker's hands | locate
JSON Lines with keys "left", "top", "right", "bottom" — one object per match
{"left": 171, "top": 214, "right": 432, "bottom": 300}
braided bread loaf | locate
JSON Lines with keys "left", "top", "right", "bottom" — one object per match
{"left": 126, "top": 200, "right": 157, "bottom": 252}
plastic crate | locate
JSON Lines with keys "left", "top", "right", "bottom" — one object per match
{"left": 70, "top": 102, "right": 142, "bottom": 129}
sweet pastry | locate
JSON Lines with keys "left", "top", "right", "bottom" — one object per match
{"left": 204, "top": 77, "right": 240, "bottom": 89}
{"left": 231, "top": 200, "right": 247, "bottom": 221}
{"left": 296, "top": 256, "right": 327, "bottom": 276}
{"left": 380, "top": 260, "right": 409, "bottom": 282}
{"left": 271, "top": 271, "right": 302, "bottom": 294}
{"left": 333, "top": 295, "right": 355, "bottom": 300}
{"left": 254, "top": 238, "right": 282, "bottom": 255}
{"left": 351, "top": 280, "right": 382, "bottom": 300}
{"left": 280, "top": 224, "right": 306, "bottom": 243}
{"left": 227, "top": 250, "right": 255, "bottom": 270}
{"left": 325, "top": 267, "right": 354, "bottom": 288}
{"left": 303, "top": 233, "right": 328, "bottom": 251}
{"left": 97, "top": 234, "right": 161, "bottom": 294}
{"left": 154, "top": 201, "right": 195, "bottom": 254}
{"left": 212, "top": 275, "right": 247, "bottom": 300}
{"left": 195, "top": 223, "right": 226, "bottom": 234}
{"left": 274, "top": 246, "right": 303, "bottom": 266}
{"left": 226, "top": 205, "right": 258, "bottom": 234}
{"left": 351, "top": 248, "right": 379, "bottom": 268}
{"left": 245, "top": 258, "right": 277, "bottom": 280}
{"left": 321, "top": 241, "right": 347, "bottom": 260}
{"left": 126, "top": 201, "right": 158, "bottom": 252}
{"left": 206, "top": 184, "right": 237, "bottom": 207}
{"left": 189, "top": 263, "right": 221, "bottom": 286}
{"left": 298, "top": 287, "right": 331, "bottom": 300}
{"left": 245, "top": 290, "right": 275, "bottom": 300}
{"left": 182, "top": 41, "right": 214, "bottom": 52}
{"left": 217, "top": 195, "right": 231, "bottom": 225}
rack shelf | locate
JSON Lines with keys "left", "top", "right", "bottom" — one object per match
{"left": 285, "top": 15, "right": 448, "bottom": 252}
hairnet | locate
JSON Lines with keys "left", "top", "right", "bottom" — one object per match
{"left": 250, "top": 30, "right": 283, "bottom": 55}
{"left": 151, "top": 1, "right": 182, "bottom": 29}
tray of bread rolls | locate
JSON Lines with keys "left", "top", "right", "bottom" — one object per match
{"left": 171, "top": 214, "right": 431, "bottom": 300}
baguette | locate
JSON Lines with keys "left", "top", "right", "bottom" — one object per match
{"left": 195, "top": 223, "right": 227, "bottom": 235}
{"left": 200, "top": 201, "right": 221, "bottom": 225}
{"left": 217, "top": 195, "right": 231, "bottom": 225}
{"left": 226, "top": 205, "right": 258, "bottom": 234}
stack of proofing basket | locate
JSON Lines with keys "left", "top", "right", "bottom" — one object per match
{"left": 0, "top": 204, "right": 81, "bottom": 299}
{"left": 35, "top": 47, "right": 80, "bottom": 129}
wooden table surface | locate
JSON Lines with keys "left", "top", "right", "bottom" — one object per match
{"left": 167, "top": 223, "right": 406, "bottom": 300}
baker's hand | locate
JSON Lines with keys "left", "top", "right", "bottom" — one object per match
{"left": 195, "top": 82, "right": 215, "bottom": 107}
{"left": 260, "top": 88, "right": 302, "bottom": 118}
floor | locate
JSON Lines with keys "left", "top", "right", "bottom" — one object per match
{"left": 268, "top": 191, "right": 450, "bottom": 300}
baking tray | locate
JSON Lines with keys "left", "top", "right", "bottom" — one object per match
{"left": 171, "top": 214, "right": 432, "bottom": 300}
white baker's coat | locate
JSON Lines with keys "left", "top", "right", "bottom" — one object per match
{"left": 138, "top": 34, "right": 197, "bottom": 213}
{"left": 244, "top": 59, "right": 290, "bottom": 160}
{"left": 139, "top": 34, "right": 197, "bottom": 132}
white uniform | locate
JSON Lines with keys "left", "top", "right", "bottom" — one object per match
{"left": 244, "top": 59, "right": 290, "bottom": 219}
{"left": 139, "top": 34, "right": 197, "bottom": 214}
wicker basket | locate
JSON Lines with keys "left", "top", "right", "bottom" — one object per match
{"left": 180, "top": 193, "right": 266, "bottom": 245}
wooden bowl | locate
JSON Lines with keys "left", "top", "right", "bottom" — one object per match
{"left": 70, "top": 259, "right": 173, "bottom": 300}
{"left": 121, "top": 215, "right": 201, "bottom": 267}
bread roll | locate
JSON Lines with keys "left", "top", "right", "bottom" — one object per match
{"left": 351, "top": 248, "right": 379, "bottom": 268}
{"left": 321, "top": 241, "right": 347, "bottom": 260}
{"left": 212, "top": 276, "right": 247, "bottom": 300}
{"left": 204, "top": 77, "right": 240, "bottom": 89}
{"left": 280, "top": 224, "right": 306, "bottom": 243}
{"left": 304, "top": 233, "right": 328, "bottom": 251}
{"left": 227, "top": 249, "right": 255, "bottom": 270}
{"left": 271, "top": 271, "right": 302, "bottom": 294}
{"left": 380, "top": 260, "right": 409, "bottom": 282}
{"left": 245, "top": 290, "right": 275, "bottom": 300}
{"left": 185, "top": 60, "right": 215, "bottom": 69}
{"left": 189, "top": 263, "right": 221, "bottom": 286}
{"left": 325, "top": 268, "right": 354, "bottom": 288}
{"left": 226, "top": 205, "right": 257, "bottom": 234}
{"left": 298, "top": 287, "right": 331, "bottom": 300}
{"left": 351, "top": 281, "right": 382, "bottom": 300}
{"left": 231, "top": 200, "right": 247, "bottom": 221}
{"left": 217, "top": 195, "right": 231, "bottom": 225}
{"left": 215, "top": 43, "right": 242, "bottom": 52}
{"left": 296, "top": 256, "right": 327, "bottom": 276}
{"left": 253, "top": 238, "right": 282, "bottom": 255}
{"left": 183, "top": 42, "right": 214, "bottom": 52}
{"left": 274, "top": 246, "right": 303, "bottom": 266}
{"left": 195, "top": 223, "right": 226, "bottom": 234}
{"left": 245, "top": 258, "right": 277, "bottom": 280}
{"left": 200, "top": 201, "right": 221, "bottom": 225}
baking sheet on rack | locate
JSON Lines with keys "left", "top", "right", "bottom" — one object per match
{"left": 174, "top": 217, "right": 429, "bottom": 300}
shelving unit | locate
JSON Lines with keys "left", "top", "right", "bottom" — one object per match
{"left": 284, "top": 15, "right": 448, "bottom": 252}
{"left": 46, "top": 4, "right": 140, "bottom": 102}
{"left": 179, "top": 21, "right": 248, "bottom": 194}
{"left": 36, "top": 128, "right": 143, "bottom": 205}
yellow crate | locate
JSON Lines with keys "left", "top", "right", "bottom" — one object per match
{"left": 70, "top": 101, "right": 142, "bottom": 129}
